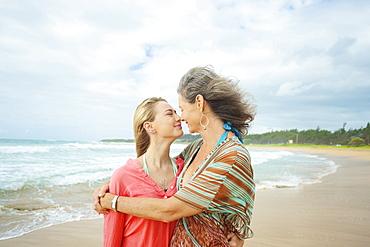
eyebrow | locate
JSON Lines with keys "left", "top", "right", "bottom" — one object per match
{"left": 165, "top": 108, "right": 177, "bottom": 114}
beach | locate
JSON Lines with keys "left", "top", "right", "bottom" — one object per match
{"left": 248, "top": 147, "right": 370, "bottom": 247}
{"left": 1, "top": 147, "right": 369, "bottom": 247}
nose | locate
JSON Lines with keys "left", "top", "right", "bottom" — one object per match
{"left": 174, "top": 113, "right": 181, "bottom": 122}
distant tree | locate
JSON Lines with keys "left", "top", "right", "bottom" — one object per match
{"left": 245, "top": 123, "right": 369, "bottom": 146}
{"left": 362, "top": 122, "right": 370, "bottom": 145}
{"left": 177, "top": 133, "right": 200, "bottom": 142}
{"left": 348, "top": 137, "right": 365, "bottom": 147}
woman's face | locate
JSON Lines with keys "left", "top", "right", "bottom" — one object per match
{"left": 178, "top": 94, "right": 200, "bottom": 133}
{"left": 151, "top": 101, "right": 183, "bottom": 139}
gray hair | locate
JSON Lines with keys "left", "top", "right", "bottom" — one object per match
{"left": 177, "top": 65, "right": 256, "bottom": 136}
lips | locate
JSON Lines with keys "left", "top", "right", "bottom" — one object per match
{"left": 175, "top": 124, "right": 182, "bottom": 128}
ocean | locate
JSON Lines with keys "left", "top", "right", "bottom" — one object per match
{"left": 0, "top": 139, "right": 339, "bottom": 240}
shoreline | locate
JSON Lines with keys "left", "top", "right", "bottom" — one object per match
{"left": 248, "top": 146, "right": 370, "bottom": 246}
{"left": 1, "top": 147, "right": 369, "bottom": 246}
{"left": 248, "top": 145, "right": 370, "bottom": 161}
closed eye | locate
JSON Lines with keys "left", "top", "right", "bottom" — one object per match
{"left": 165, "top": 109, "right": 174, "bottom": 116}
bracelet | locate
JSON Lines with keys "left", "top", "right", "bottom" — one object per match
{"left": 111, "top": 195, "right": 120, "bottom": 212}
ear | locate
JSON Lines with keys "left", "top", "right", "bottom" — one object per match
{"left": 143, "top": 122, "right": 155, "bottom": 133}
{"left": 195, "top": 94, "right": 205, "bottom": 111}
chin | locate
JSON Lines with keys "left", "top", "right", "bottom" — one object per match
{"left": 188, "top": 127, "right": 197, "bottom": 134}
{"left": 176, "top": 131, "right": 184, "bottom": 138}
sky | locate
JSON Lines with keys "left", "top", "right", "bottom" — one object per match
{"left": 1, "top": 0, "right": 369, "bottom": 141}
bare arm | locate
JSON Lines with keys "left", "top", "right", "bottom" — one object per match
{"left": 98, "top": 187, "right": 244, "bottom": 246}
{"left": 100, "top": 192, "right": 201, "bottom": 223}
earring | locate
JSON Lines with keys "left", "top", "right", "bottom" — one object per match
{"left": 199, "top": 113, "right": 209, "bottom": 130}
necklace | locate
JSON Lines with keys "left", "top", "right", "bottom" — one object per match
{"left": 143, "top": 153, "right": 177, "bottom": 192}
{"left": 159, "top": 177, "right": 168, "bottom": 191}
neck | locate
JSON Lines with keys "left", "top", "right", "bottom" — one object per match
{"left": 145, "top": 138, "right": 173, "bottom": 168}
{"left": 198, "top": 116, "right": 226, "bottom": 149}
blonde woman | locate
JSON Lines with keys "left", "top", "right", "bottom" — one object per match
{"left": 103, "top": 97, "right": 184, "bottom": 247}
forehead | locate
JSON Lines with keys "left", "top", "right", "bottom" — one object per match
{"left": 178, "top": 94, "right": 187, "bottom": 106}
{"left": 154, "top": 101, "right": 173, "bottom": 112}
{"left": 178, "top": 94, "right": 192, "bottom": 108}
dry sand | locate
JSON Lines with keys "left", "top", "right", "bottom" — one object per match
{"left": 1, "top": 147, "right": 369, "bottom": 247}
{"left": 247, "top": 146, "right": 370, "bottom": 247}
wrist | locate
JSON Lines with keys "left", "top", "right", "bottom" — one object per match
{"left": 111, "top": 195, "right": 120, "bottom": 212}
{"left": 101, "top": 193, "right": 114, "bottom": 209}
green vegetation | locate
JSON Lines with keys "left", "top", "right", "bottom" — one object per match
{"left": 244, "top": 122, "right": 370, "bottom": 147}
{"left": 175, "top": 134, "right": 201, "bottom": 143}
{"left": 101, "top": 122, "right": 370, "bottom": 148}
{"left": 348, "top": 137, "right": 366, "bottom": 147}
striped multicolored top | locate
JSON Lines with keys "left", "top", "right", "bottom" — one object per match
{"left": 173, "top": 136, "right": 255, "bottom": 243}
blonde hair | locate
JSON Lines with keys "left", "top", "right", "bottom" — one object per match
{"left": 177, "top": 65, "right": 256, "bottom": 136}
{"left": 133, "top": 97, "right": 167, "bottom": 157}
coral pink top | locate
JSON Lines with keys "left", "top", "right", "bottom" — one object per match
{"left": 104, "top": 158, "right": 184, "bottom": 247}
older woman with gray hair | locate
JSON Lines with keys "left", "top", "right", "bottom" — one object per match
{"left": 95, "top": 65, "right": 256, "bottom": 246}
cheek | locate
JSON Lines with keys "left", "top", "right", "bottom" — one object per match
{"left": 182, "top": 111, "right": 190, "bottom": 121}
{"left": 183, "top": 112, "right": 195, "bottom": 124}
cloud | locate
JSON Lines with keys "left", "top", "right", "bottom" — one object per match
{"left": 0, "top": 0, "right": 369, "bottom": 141}
{"left": 275, "top": 81, "right": 314, "bottom": 96}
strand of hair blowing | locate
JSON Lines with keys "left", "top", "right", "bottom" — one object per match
{"left": 177, "top": 65, "right": 256, "bottom": 136}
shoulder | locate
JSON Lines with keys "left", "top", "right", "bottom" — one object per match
{"left": 215, "top": 137, "right": 251, "bottom": 166}
{"left": 219, "top": 137, "right": 249, "bottom": 155}
{"left": 112, "top": 158, "right": 139, "bottom": 177}
{"left": 109, "top": 158, "right": 147, "bottom": 195}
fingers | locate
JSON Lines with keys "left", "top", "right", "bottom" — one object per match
{"left": 229, "top": 240, "right": 236, "bottom": 247}
{"left": 227, "top": 232, "right": 235, "bottom": 239}
{"left": 92, "top": 189, "right": 100, "bottom": 199}
{"left": 228, "top": 232, "right": 236, "bottom": 247}
{"left": 227, "top": 233, "right": 244, "bottom": 247}
{"left": 98, "top": 184, "right": 109, "bottom": 197}
{"left": 92, "top": 181, "right": 111, "bottom": 214}
{"left": 93, "top": 196, "right": 109, "bottom": 214}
